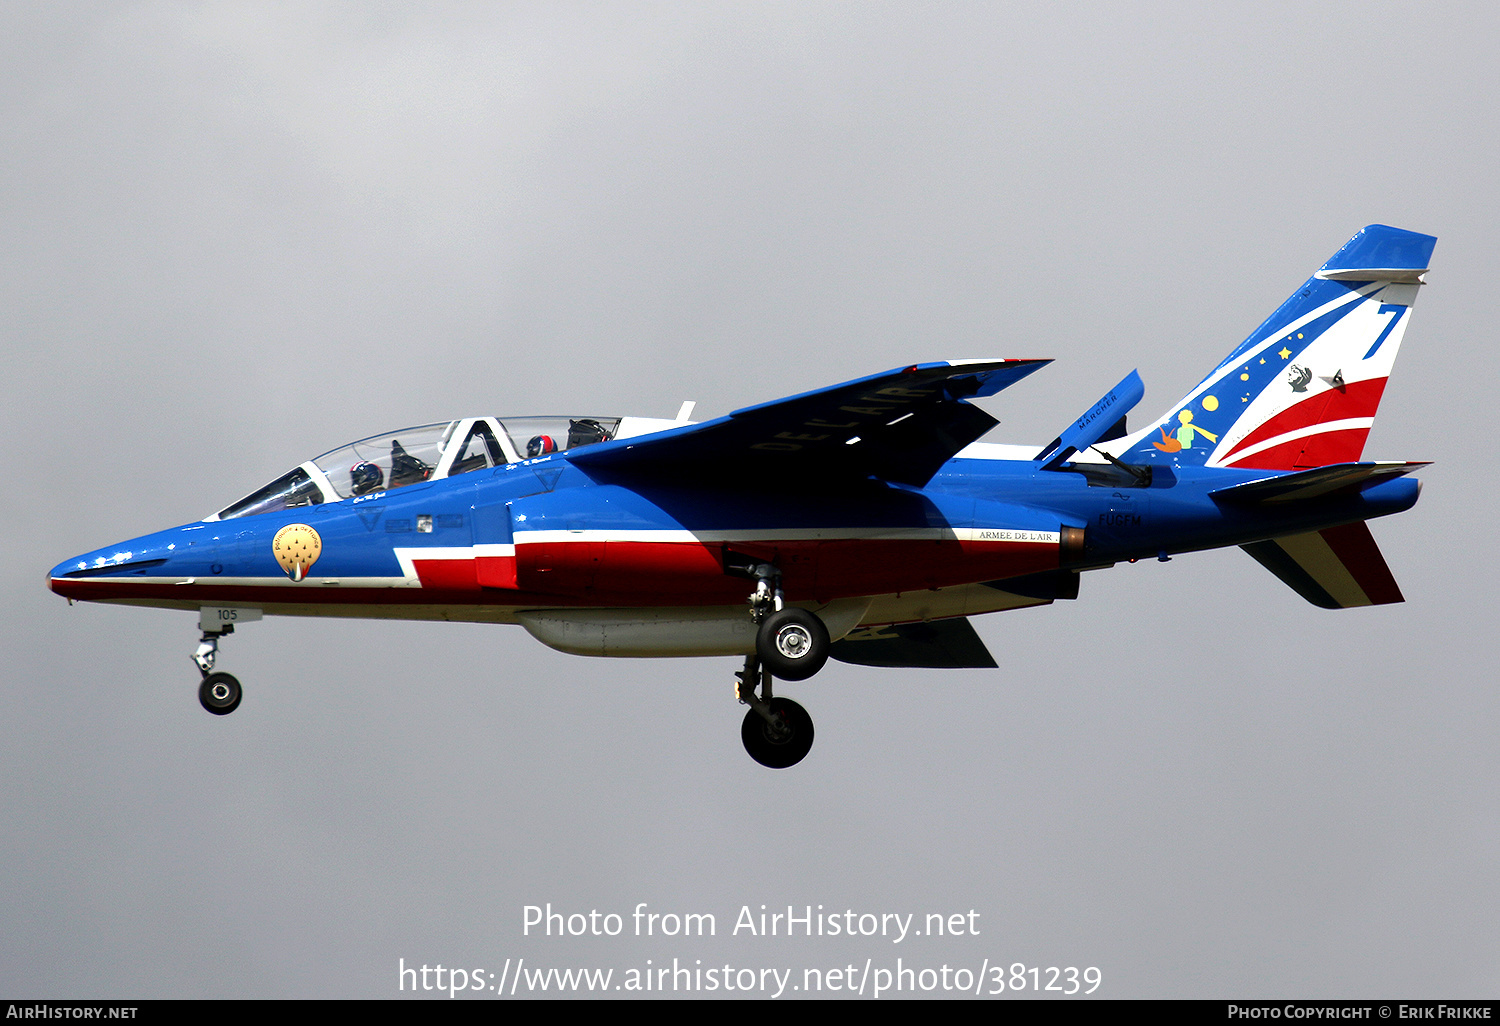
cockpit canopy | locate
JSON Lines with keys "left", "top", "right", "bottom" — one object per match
{"left": 212, "top": 416, "right": 625, "bottom": 520}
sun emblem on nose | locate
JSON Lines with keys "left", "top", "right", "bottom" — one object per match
{"left": 272, "top": 524, "right": 322, "bottom": 582}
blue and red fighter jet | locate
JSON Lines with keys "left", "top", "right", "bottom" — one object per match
{"left": 49, "top": 225, "right": 1434, "bottom": 767}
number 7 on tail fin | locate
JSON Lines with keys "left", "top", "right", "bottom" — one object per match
{"left": 1115, "top": 224, "right": 1436, "bottom": 472}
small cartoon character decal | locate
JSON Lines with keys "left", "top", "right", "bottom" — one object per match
{"left": 1288, "top": 365, "right": 1312, "bottom": 392}
{"left": 1152, "top": 409, "right": 1220, "bottom": 454}
{"left": 272, "top": 524, "right": 322, "bottom": 582}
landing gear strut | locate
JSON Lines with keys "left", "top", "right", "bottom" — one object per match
{"left": 734, "top": 565, "right": 827, "bottom": 767}
{"left": 192, "top": 608, "right": 258, "bottom": 715}
{"left": 193, "top": 626, "right": 242, "bottom": 715}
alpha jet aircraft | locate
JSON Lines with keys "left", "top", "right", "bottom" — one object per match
{"left": 49, "top": 225, "right": 1434, "bottom": 768}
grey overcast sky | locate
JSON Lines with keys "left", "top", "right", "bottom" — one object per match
{"left": 3, "top": 1, "right": 1496, "bottom": 999}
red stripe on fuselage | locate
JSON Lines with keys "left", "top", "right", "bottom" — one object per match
{"left": 812, "top": 538, "right": 1059, "bottom": 598}
{"left": 410, "top": 558, "right": 480, "bottom": 590}
{"left": 513, "top": 536, "right": 1060, "bottom": 603}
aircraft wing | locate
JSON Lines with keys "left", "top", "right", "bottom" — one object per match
{"left": 569, "top": 359, "right": 1049, "bottom": 488}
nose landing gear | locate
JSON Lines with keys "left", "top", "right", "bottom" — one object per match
{"left": 192, "top": 607, "right": 259, "bottom": 715}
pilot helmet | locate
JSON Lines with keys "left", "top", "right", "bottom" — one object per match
{"left": 350, "top": 460, "right": 384, "bottom": 495}
{"left": 527, "top": 435, "right": 558, "bottom": 458}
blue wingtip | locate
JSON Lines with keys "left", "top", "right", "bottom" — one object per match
{"left": 1323, "top": 224, "right": 1437, "bottom": 273}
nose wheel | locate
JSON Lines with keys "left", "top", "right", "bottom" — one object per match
{"left": 199, "top": 672, "right": 242, "bottom": 715}
{"left": 194, "top": 629, "right": 243, "bottom": 715}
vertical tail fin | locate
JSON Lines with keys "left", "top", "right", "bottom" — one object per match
{"left": 1116, "top": 225, "right": 1436, "bottom": 471}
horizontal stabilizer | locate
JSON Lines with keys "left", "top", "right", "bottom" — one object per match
{"left": 1036, "top": 369, "right": 1145, "bottom": 468}
{"left": 831, "top": 617, "right": 998, "bottom": 669}
{"left": 1315, "top": 224, "right": 1433, "bottom": 281}
{"left": 1316, "top": 268, "right": 1427, "bottom": 284}
{"left": 1241, "top": 521, "right": 1403, "bottom": 609}
{"left": 1211, "top": 461, "right": 1429, "bottom": 505}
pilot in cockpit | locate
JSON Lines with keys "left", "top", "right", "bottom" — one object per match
{"left": 350, "top": 461, "right": 384, "bottom": 496}
{"left": 527, "top": 435, "right": 558, "bottom": 458}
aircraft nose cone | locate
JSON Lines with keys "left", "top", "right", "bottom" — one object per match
{"left": 48, "top": 551, "right": 101, "bottom": 595}
{"left": 47, "top": 530, "right": 183, "bottom": 601}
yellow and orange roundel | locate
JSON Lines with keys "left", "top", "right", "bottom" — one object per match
{"left": 272, "top": 524, "right": 322, "bottom": 582}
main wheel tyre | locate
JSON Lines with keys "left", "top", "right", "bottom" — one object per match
{"left": 741, "top": 697, "right": 815, "bottom": 769}
{"left": 199, "top": 672, "right": 242, "bottom": 715}
{"left": 755, "top": 608, "right": 830, "bottom": 681}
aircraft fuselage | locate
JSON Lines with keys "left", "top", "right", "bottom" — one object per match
{"left": 48, "top": 448, "right": 1418, "bottom": 624}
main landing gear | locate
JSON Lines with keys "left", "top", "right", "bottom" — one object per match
{"left": 735, "top": 565, "right": 829, "bottom": 768}
{"left": 192, "top": 608, "right": 259, "bottom": 715}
